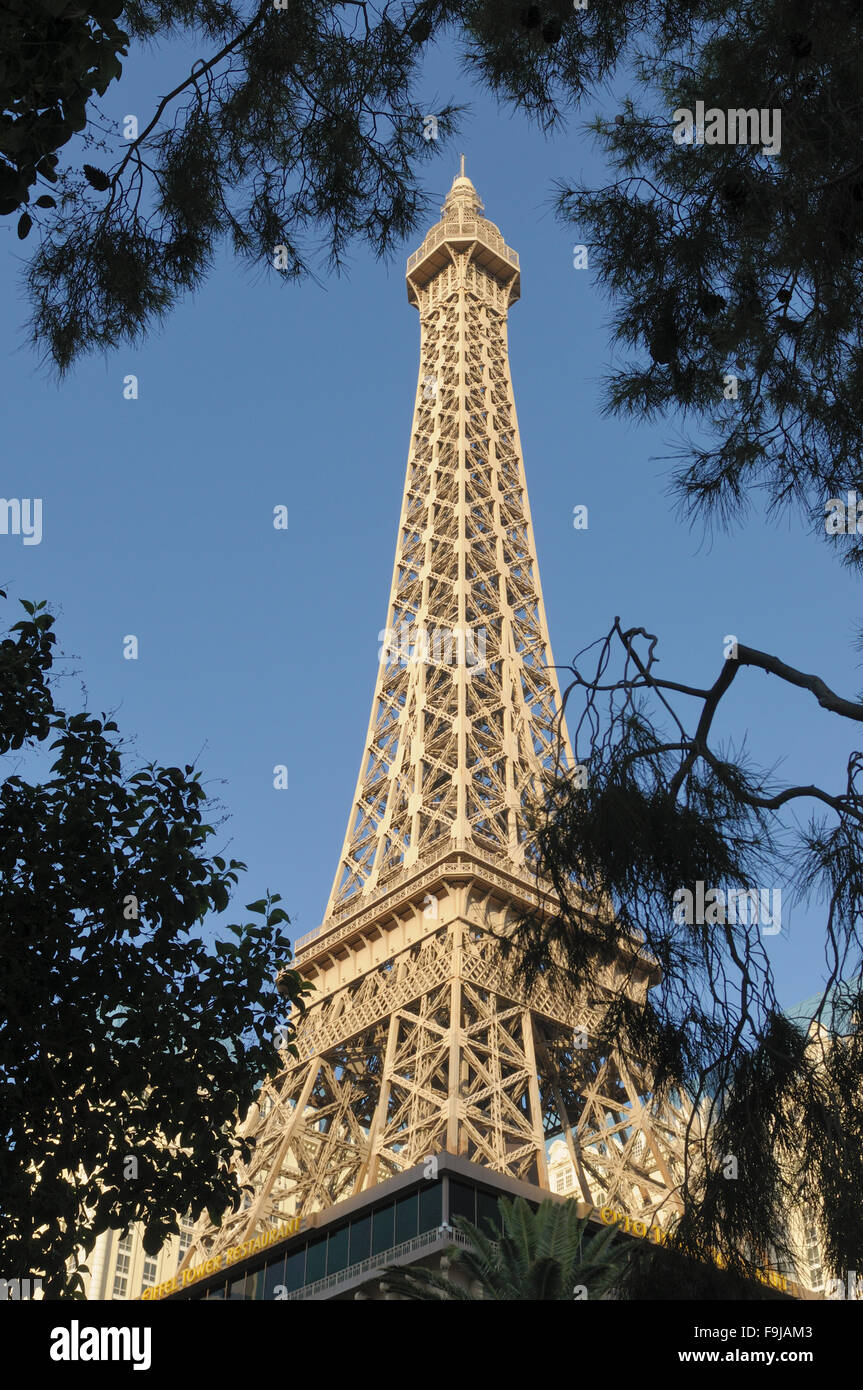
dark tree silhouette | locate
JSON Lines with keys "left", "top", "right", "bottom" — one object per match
{"left": 0, "top": 593, "right": 311, "bottom": 1297}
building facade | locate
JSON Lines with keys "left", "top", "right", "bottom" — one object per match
{"left": 76, "top": 1212, "right": 195, "bottom": 1300}
{"left": 780, "top": 985, "right": 863, "bottom": 1300}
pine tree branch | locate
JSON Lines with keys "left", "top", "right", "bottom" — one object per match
{"left": 734, "top": 643, "right": 863, "bottom": 723}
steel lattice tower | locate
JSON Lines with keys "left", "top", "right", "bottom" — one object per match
{"left": 181, "top": 166, "right": 695, "bottom": 1268}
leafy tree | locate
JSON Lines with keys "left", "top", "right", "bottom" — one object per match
{"left": 8, "top": 0, "right": 863, "bottom": 445}
{"left": 510, "top": 620, "right": 863, "bottom": 1293}
{"left": 621, "top": 1238, "right": 794, "bottom": 1302}
{"left": 380, "top": 1195, "right": 628, "bottom": 1300}
{"left": 0, "top": 593, "right": 311, "bottom": 1297}
{"left": 0, "top": 1, "right": 129, "bottom": 229}
{"left": 21, "top": 0, "right": 466, "bottom": 371}
{"left": 552, "top": 0, "right": 863, "bottom": 570}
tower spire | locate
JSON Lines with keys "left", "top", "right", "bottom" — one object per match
{"left": 323, "top": 168, "right": 558, "bottom": 917}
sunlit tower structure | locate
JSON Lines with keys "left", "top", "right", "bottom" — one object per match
{"left": 175, "top": 164, "right": 694, "bottom": 1300}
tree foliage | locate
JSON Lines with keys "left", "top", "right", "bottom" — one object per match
{"left": 0, "top": 593, "right": 311, "bottom": 1297}
{"left": 510, "top": 620, "right": 863, "bottom": 1293}
{"left": 0, "top": 0, "right": 128, "bottom": 231}
{"left": 9, "top": 0, "right": 863, "bottom": 484}
{"left": 552, "top": 0, "right": 863, "bottom": 570}
{"left": 381, "top": 1195, "right": 628, "bottom": 1300}
{"left": 21, "top": 0, "right": 467, "bottom": 371}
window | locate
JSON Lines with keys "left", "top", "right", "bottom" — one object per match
{"left": 371, "top": 1204, "right": 395, "bottom": 1256}
{"left": 283, "top": 1248, "right": 306, "bottom": 1293}
{"left": 141, "top": 1256, "right": 158, "bottom": 1289}
{"left": 477, "top": 1189, "right": 501, "bottom": 1236}
{"left": 554, "top": 1168, "right": 574, "bottom": 1194}
{"left": 349, "top": 1214, "right": 372, "bottom": 1265}
{"left": 306, "top": 1237, "right": 327, "bottom": 1283}
{"left": 449, "top": 1180, "right": 475, "bottom": 1226}
{"left": 419, "top": 1182, "right": 442, "bottom": 1234}
{"left": 263, "top": 1255, "right": 286, "bottom": 1300}
{"left": 112, "top": 1231, "right": 134, "bottom": 1299}
{"left": 176, "top": 1211, "right": 194, "bottom": 1271}
{"left": 803, "top": 1212, "right": 823, "bottom": 1291}
{"left": 395, "top": 1193, "right": 418, "bottom": 1245}
{"left": 327, "top": 1225, "right": 350, "bottom": 1275}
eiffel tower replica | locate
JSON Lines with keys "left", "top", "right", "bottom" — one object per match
{"left": 175, "top": 163, "right": 695, "bottom": 1300}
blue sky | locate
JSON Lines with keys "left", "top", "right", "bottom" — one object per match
{"left": 0, "top": 28, "right": 858, "bottom": 1015}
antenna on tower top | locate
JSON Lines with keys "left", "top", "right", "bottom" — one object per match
{"left": 459, "top": 153, "right": 465, "bottom": 178}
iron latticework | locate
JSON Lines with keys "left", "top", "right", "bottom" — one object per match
{"left": 181, "top": 166, "right": 697, "bottom": 1271}
{"left": 325, "top": 165, "right": 570, "bottom": 914}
